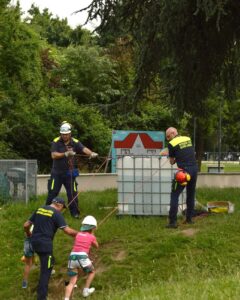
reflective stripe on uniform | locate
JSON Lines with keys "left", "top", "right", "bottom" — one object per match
{"left": 36, "top": 208, "right": 54, "bottom": 217}
{"left": 48, "top": 255, "right": 52, "bottom": 269}
{"left": 51, "top": 179, "right": 55, "bottom": 190}
{"left": 169, "top": 136, "right": 192, "bottom": 148}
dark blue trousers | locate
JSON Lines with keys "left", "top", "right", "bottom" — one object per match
{"left": 36, "top": 252, "right": 54, "bottom": 300}
{"left": 46, "top": 173, "right": 80, "bottom": 216}
{"left": 169, "top": 165, "right": 198, "bottom": 223}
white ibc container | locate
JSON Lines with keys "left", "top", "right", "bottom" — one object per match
{"left": 123, "top": 156, "right": 134, "bottom": 168}
{"left": 152, "top": 169, "right": 160, "bottom": 181}
{"left": 117, "top": 155, "right": 134, "bottom": 169}
{"left": 143, "top": 157, "right": 151, "bottom": 169}
{"left": 118, "top": 203, "right": 129, "bottom": 214}
{"left": 135, "top": 157, "right": 143, "bottom": 169}
{"left": 117, "top": 156, "right": 134, "bottom": 181}
{"left": 152, "top": 182, "right": 160, "bottom": 193}
{"left": 151, "top": 157, "right": 160, "bottom": 169}
{"left": 117, "top": 155, "right": 186, "bottom": 216}
{"left": 160, "top": 182, "right": 171, "bottom": 193}
{"left": 135, "top": 169, "right": 143, "bottom": 181}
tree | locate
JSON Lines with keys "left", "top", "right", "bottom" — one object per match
{"left": 0, "top": 2, "right": 45, "bottom": 158}
{"left": 58, "top": 45, "right": 124, "bottom": 105}
{"left": 81, "top": 0, "right": 240, "bottom": 163}
{"left": 25, "top": 5, "right": 95, "bottom": 47}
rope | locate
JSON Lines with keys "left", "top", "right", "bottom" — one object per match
{"left": 66, "top": 155, "right": 171, "bottom": 220}
{"left": 97, "top": 206, "right": 118, "bottom": 228}
{"left": 75, "top": 154, "right": 112, "bottom": 160}
{"left": 66, "top": 156, "right": 110, "bottom": 209}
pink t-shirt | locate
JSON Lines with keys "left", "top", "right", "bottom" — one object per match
{"left": 72, "top": 232, "right": 96, "bottom": 254}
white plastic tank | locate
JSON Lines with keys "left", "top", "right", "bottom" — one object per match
{"left": 117, "top": 155, "right": 186, "bottom": 215}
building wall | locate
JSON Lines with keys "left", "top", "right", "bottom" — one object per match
{"left": 37, "top": 173, "right": 239, "bottom": 195}
{"left": 37, "top": 173, "right": 118, "bottom": 195}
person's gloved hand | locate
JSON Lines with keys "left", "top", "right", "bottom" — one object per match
{"left": 90, "top": 152, "right": 98, "bottom": 159}
{"left": 65, "top": 150, "right": 76, "bottom": 157}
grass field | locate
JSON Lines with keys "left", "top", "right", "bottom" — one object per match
{"left": 201, "top": 161, "right": 240, "bottom": 172}
{"left": 1, "top": 188, "right": 240, "bottom": 299}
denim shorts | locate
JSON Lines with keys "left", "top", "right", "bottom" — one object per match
{"left": 24, "top": 238, "right": 34, "bottom": 257}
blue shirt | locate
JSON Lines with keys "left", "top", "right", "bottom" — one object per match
{"left": 168, "top": 135, "right": 197, "bottom": 168}
{"left": 50, "top": 136, "right": 85, "bottom": 175}
{"left": 29, "top": 205, "right": 67, "bottom": 253}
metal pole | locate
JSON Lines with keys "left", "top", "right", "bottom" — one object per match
{"left": 218, "top": 98, "right": 222, "bottom": 173}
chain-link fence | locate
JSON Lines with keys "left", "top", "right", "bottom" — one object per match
{"left": 203, "top": 152, "right": 240, "bottom": 161}
{"left": 0, "top": 160, "right": 38, "bottom": 204}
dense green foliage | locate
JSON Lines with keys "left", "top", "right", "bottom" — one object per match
{"left": 0, "top": 3, "right": 125, "bottom": 171}
{"left": 0, "top": 1, "right": 240, "bottom": 171}
{"left": 1, "top": 187, "right": 240, "bottom": 299}
{"left": 84, "top": 0, "right": 240, "bottom": 162}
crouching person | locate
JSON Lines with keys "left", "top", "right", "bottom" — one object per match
{"left": 64, "top": 216, "right": 99, "bottom": 299}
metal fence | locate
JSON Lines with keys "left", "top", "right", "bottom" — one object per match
{"left": 0, "top": 160, "right": 38, "bottom": 204}
{"left": 116, "top": 155, "right": 186, "bottom": 216}
{"left": 203, "top": 152, "right": 240, "bottom": 161}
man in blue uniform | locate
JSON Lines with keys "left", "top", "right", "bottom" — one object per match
{"left": 46, "top": 122, "right": 98, "bottom": 218}
{"left": 23, "top": 197, "right": 78, "bottom": 300}
{"left": 165, "top": 127, "right": 198, "bottom": 228}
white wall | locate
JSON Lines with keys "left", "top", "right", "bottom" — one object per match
{"left": 37, "top": 173, "right": 117, "bottom": 195}
{"left": 37, "top": 173, "right": 240, "bottom": 195}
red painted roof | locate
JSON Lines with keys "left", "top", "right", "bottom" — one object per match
{"left": 114, "top": 133, "right": 138, "bottom": 148}
{"left": 114, "top": 133, "right": 163, "bottom": 149}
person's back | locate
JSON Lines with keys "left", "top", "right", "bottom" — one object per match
{"left": 30, "top": 205, "right": 62, "bottom": 252}
{"left": 24, "top": 197, "right": 77, "bottom": 300}
{"left": 167, "top": 134, "right": 197, "bottom": 169}
{"left": 165, "top": 127, "right": 198, "bottom": 228}
{"left": 65, "top": 216, "right": 99, "bottom": 299}
{"left": 72, "top": 231, "right": 96, "bottom": 254}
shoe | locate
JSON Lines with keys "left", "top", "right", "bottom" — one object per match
{"left": 82, "top": 287, "right": 95, "bottom": 297}
{"left": 185, "top": 219, "right": 194, "bottom": 224}
{"left": 72, "top": 214, "right": 79, "bottom": 219}
{"left": 165, "top": 223, "right": 178, "bottom": 229}
{"left": 51, "top": 269, "right": 56, "bottom": 275}
{"left": 22, "top": 280, "right": 28, "bottom": 288}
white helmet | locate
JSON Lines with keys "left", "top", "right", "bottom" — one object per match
{"left": 60, "top": 122, "right": 71, "bottom": 134}
{"left": 82, "top": 215, "right": 97, "bottom": 227}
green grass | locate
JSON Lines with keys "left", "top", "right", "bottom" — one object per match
{"left": 201, "top": 162, "right": 240, "bottom": 172}
{"left": 1, "top": 188, "right": 240, "bottom": 299}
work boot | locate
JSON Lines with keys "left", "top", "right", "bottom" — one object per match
{"left": 184, "top": 219, "right": 194, "bottom": 224}
{"left": 72, "top": 214, "right": 80, "bottom": 219}
{"left": 165, "top": 222, "right": 178, "bottom": 229}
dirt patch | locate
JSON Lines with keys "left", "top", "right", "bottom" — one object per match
{"left": 96, "top": 263, "right": 110, "bottom": 274}
{"left": 112, "top": 250, "right": 127, "bottom": 261}
{"left": 181, "top": 228, "right": 199, "bottom": 237}
{"left": 100, "top": 240, "right": 122, "bottom": 249}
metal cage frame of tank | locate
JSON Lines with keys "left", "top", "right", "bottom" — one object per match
{"left": 116, "top": 155, "right": 186, "bottom": 216}
{"left": 0, "top": 160, "right": 38, "bottom": 204}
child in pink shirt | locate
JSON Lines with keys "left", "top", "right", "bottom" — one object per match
{"left": 64, "top": 216, "right": 99, "bottom": 299}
